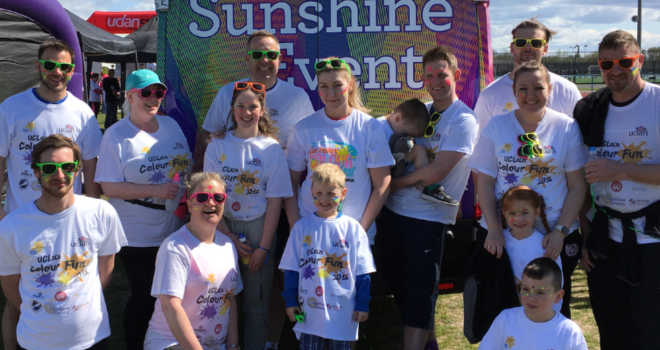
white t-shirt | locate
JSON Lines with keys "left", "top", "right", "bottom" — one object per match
{"left": 475, "top": 72, "right": 582, "bottom": 135}
{"left": 95, "top": 115, "right": 193, "bottom": 247}
{"left": 202, "top": 79, "right": 315, "bottom": 149}
{"left": 503, "top": 228, "right": 563, "bottom": 313}
{"left": 385, "top": 100, "right": 479, "bottom": 224}
{"left": 203, "top": 131, "right": 293, "bottom": 221}
{"left": 479, "top": 306, "right": 587, "bottom": 350}
{"left": 469, "top": 109, "right": 588, "bottom": 232}
{"left": 0, "top": 89, "right": 102, "bottom": 213}
{"left": 376, "top": 116, "right": 394, "bottom": 141}
{"left": 286, "top": 109, "right": 395, "bottom": 243}
{"left": 279, "top": 214, "right": 376, "bottom": 341}
{"left": 145, "top": 226, "right": 243, "bottom": 350}
{"left": 593, "top": 83, "right": 660, "bottom": 244}
{"left": 89, "top": 80, "right": 102, "bottom": 103}
{"left": 0, "top": 196, "right": 127, "bottom": 350}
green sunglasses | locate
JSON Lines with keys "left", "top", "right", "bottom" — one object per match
{"left": 424, "top": 111, "right": 442, "bottom": 138}
{"left": 314, "top": 59, "right": 349, "bottom": 72}
{"left": 39, "top": 60, "right": 75, "bottom": 73}
{"left": 247, "top": 50, "right": 280, "bottom": 61}
{"left": 36, "top": 161, "right": 79, "bottom": 175}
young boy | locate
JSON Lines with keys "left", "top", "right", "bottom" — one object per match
{"left": 377, "top": 98, "right": 458, "bottom": 205}
{"left": 279, "top": 163, "right": 376, "bottom": 348}
{"left": 479, "top": 258, "right": 587, "bottom": 350}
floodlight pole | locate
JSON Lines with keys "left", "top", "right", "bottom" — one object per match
{"left": 638, "top": 0, "right": 642, "bottom": 48}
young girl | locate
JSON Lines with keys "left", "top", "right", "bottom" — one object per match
{"left": 203, "top": 82, "right": 293, "bottom": 350}
{"left": 499, "top": 186, "right": 563, "bottom": 313}
{"left": 285, "top": 57, "right": 394, "bottom": 243}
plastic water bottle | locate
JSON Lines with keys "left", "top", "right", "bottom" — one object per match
{"left": 165, "top": 173, "right": 186, "bottom": 212}
{"left": 588, "top": 147, "right": 607, "bottom": 201}
{"left": 238, "top": 234, "right": 250, "bottom": 265}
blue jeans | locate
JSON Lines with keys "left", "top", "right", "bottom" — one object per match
{"left": 299, "top": 333, "right": 351, "bottom": 350}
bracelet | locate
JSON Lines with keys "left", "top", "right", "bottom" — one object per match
{"left": 258, "top": 246, "right": 270, "bottom": 253}
{"left": 227, "top": 345, "right": 240, "bottom": 350}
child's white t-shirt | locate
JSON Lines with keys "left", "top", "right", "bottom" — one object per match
{"left": 0, "top": 90, "right": 102, "bottom": 213}
{"left": 203, "top": 131, "right": 293, "bottom": 221}
{"left": 202, "top": 78, "right": 315, "bottom": 149}
{"left": 592, "top": 83, "right": 660, "bottom": 244}
{"left": 144, "top": 226, "right": 243, "bottom": 350}
{"left": 286, "top": 109, "right": 394, "bottom": 243}
{"left": 479, "top": 306, "right": 587, "bottom": 350}
{"left": 279, "top": 214, "right": 376, "bottom": 341}
{"left": 503, "top": 228, "right": 563, "bottom": 313}
{"left": 95, "top": 115, "right": 193, "bottom": 247}
{"left": 385, "top": 100, "right": 479, "bottom": 224}
{"left": 474, "top": 72, "right": 582, "bottom": 134}
{"left": 376, "top": 116, "right": 394, "bottom": 140}
{"left": 0, "top": 196, "right": 127, "bottom": 350}
{"left": 468, "top": 109, "right": 589, "bottom": 232}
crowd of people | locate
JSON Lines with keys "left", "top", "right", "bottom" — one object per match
{"left": 0, "top": 15, "right": 658, "bottom": 350}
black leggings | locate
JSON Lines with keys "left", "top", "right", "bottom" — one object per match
{"left": 18, "top": 339, "right": 107, "bottom": 350}
{"left": 119, "top": 247, "right": 159, "bottom": 350}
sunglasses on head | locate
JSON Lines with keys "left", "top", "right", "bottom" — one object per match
{"left": 247, "top": 50, "right": 280, "bottom": 61}
{"left": 36, "top": 161, "right": 78, "bottom": 175}
{"left": 39, "top": 60, "right": 74, "bottom": 73}
{"left": 424, "top": 111, "right": 442, "bottom": 138}
{"left": 512, "top": 38, "right": 547, "bottom": 49}
{"left": 234, "top": 82, "right": 265, "bottom": 92}
{"left": 516, "top": 132, "right": 543, "bottom": 159}
{"left": 598, "top": 54, "right": 640, "bottom": 71}
{"left": 314, "top": 59, "right": 349, "bottom": 72}
{"left": 130, "top": 88, "right": 165, "bottom": 99}
{"left": 189, "top": 192, "right": 227, "bottom": 205}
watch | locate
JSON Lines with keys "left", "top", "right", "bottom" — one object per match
{"left": 554, "top": 224, "right": 569, "bottom": 236}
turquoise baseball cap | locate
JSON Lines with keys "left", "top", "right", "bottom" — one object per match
{"left": 126, "top": 69, "right": 167, "bottom": 91}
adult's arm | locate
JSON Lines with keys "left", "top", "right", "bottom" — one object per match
{"left": 248, "top": 197, "right": 281, "bottom": 273}
{"left": 0, "top": 275, "right": 21, "bottom": 310}
{"left": 361, "top": 166, "right": 391, "bottom": 231}
{"left": 578, "top": 187, "right": 596, "bottom": 272}
{"left": 98, "top": 254, "right": 115, "bottom": 290}
{"left": 284, "top": 170, "right": 303, "bottom": 229}
{"left": 0, "top": 156, "right": 6, "bottom": 221}
{"left": 160, "top": 295, "right": 204, "bottom": 350}
{"left": 82, "top": 158, "right": 101, "bottom": 198}
{"left": 586, "top": 158, "right": 660, "bottom": 186}
{"left": 100, "top": 181, "right": 179, "bottom": 200}
{"left": 542, "top": 169, "right": 586, "bottom": 258}
{"left": 477, "top": 172, "right": 505, "bottom": 258}
{"left": 225, "top": 295, "right": 239, "bottom": 347}
{"left": 390, "top": 151, "right": 465, "bottom": 192}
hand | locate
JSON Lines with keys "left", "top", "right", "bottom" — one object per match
{"left": 228, "top": 234, "right": 252, "bottom": 259}
{"left": 286, "top": 306, "right": 301, "bottom": 322}
{"left": 353, "top": 311, "right": 369, "bottom": 322}
{"left": 0, "top": 207, "right": 6, "bottom": 221}
{"left": 542, "top": 229, "right": 565, "bottom": 259}
{"left": 484, "top": 227, "right": 505, "bottom": 259}
{"left": 585, "top": 158, "right": 623, "bottom": 183}
{"left": 580, "top": 248, "right": 596, "bottom": 272}
{"left": 248, "top": 247, "right": 268, "bottom": 274}
{"left": 153, "top": 182, "right": 180, "bottom": 200}
{"left": 206, "top": 130, "right": 226, "bottom": 144}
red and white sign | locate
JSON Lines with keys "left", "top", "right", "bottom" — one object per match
{"left": 611, "top": 181, "right": 623, "bottom": 192}
{"left": 87, "top": 11, "right": 156, "bottom": 34}
{"left": 214, "top": 324, "right": 222, "bottom": 334}
{"left": 54, "top": 291, "right": 67, "bottom": 302}
{"left": 315, "top": 286, "right": 323, "bottom": 297}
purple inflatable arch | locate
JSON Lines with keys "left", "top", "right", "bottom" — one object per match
{"left": 0, "top": 0, "right": 83, "bottom": 99}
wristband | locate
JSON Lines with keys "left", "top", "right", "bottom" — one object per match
{"left": 258, "top": 246, "right": 270, "bottom": 253}
{"left": 227, "top": 345, "right": 240, "bottom": 350}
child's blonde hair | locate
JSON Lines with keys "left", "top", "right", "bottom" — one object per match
{"left": 315, "top": 56, "right": 370, "bottom": 114}
{"left": 311, "top": 163, "right": 345, "bottom": 189}
{"left": 499, "top": 185, "right": 551, "bottom": 233}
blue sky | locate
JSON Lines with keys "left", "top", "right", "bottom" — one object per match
{"left": 63, "top": 0, "right": 660, "bottom": 54}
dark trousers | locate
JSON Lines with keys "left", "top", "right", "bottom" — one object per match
{"left": 104, "top": 99, "right": 118, "bottom": 129}
{"left": 376, "top": 207, "right": 446, "bottom": 330}
{"left": 587, "top": 239, "right": 660, "bottom": 350}
{"left": 119, "top": 247, "right": 159, "bottom": 350}
{"left": 89, "top": 102, "right": 100, "bottom": 117}
{"left": 559, "top": 229, "right": 582, "bottom": 319}
{"left": 18, "top": 338, "right": 107, "bottom": 350}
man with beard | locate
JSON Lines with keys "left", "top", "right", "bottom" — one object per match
{"left": 576, "top": 30, "right": 660, "bottom": 350}
{"left": 102, "top": 69, "right": 121, "bottom": 129}
{"left": 0, "top": 135, "right": 127, "bottom": 350}
{"left": 0, "top": 39, "right": 102, "bottom": 349}
{"left": 474, "top": 18, "right": 582, "bottom": 134}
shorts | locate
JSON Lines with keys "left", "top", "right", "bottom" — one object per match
{"left": 376, "top": 207, "right": 446, "bottom": 329}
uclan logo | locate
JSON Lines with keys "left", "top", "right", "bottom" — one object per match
{"left": 107, "top": 15, "right": 141, "bottom": 29}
